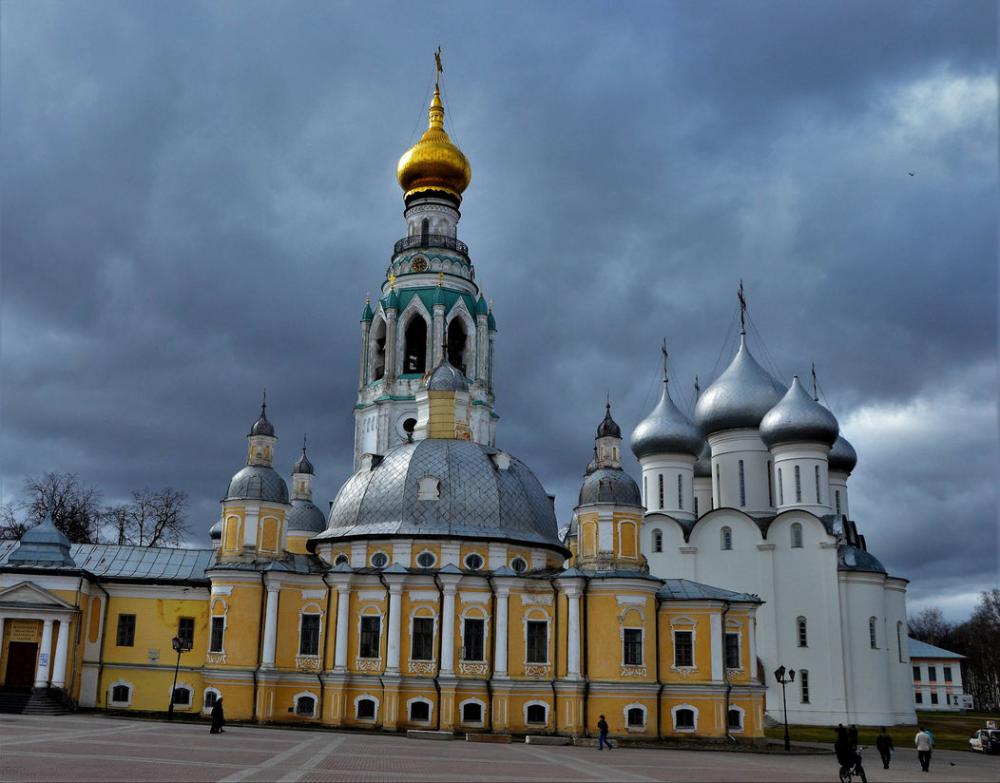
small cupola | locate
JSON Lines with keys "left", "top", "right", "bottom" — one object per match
{"left": 247, "top": 392, "right": 277, "bottom": 467}
{"left": 760, "top": 376, "right": 839, "bottom": 448}
{"left": 595, "top": 399, "right": 623, "bottom": 468}
{"left": 413, "top": 355, "right": 471, "bottom": 441}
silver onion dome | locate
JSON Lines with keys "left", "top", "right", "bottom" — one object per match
{"left": 209, "top": 520, "right": 222, "bottom": 540}
{"left": 293, "top": 449, "right": 314, "bottom": 475}
{"left": 631, "top": 381, "right": 703, "bottom": 459}
{"left": 316, "top": 439, "right": 565, "bottom": 551}
{"left": 597, "top": 402, "right": 621, "bottom": 438}
{"left": 225, "top": 466, "right": 289, "bottom": 504}
{"left": 693, "top": 441, "right": 712, "bottom": 478}
{"left": 287, "top": 499, "right": 326, "bottom": 534}
{"left": 760, "top": 376, "right": 839, "bottom": 448}
{"left": 426, "top": 359, "right": 469, "bottom": 391}
{"left": 694, "top": 335, "right": 786, "bottom": 436}
{"left": 828, "top": 434, "right": 858, "bottom": 474}
{"left": 578, "top": 468, "right": 642, "bottom": 506}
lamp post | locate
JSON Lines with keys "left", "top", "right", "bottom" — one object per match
{"left": 773, "top": 665, "right": 796, "bottom": 751}
{"left": 168, "top": 635, "right": 192, "bottom": 720}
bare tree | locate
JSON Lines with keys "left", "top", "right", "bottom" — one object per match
{"left": 908, "top": 606, "right": 951, "bottom": 646}
{"left": 110, "top": 488, "right": 189, "bottom": 547}
{"left": 23, "top": 472, "right": 102, "bottom": 543}
{"left": 0, "top": 500, "right": 27, "bottom": 540}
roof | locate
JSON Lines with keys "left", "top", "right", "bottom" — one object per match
{"left": 578, "top": 468, "right": 642, "bottom": 507}
{"left": 908, "top": 637, "right": 965, "bottom": 660}
{"left": 630, "top": 381, "right": 703, "bottom": 460}
{"left": 0, "top": 541, "right": 214, "bottom": 583}
{"left": 657, "top": 578, "right": 762, "bottom": 603}
{"left": 6, "top": 516, "right": 75, "bottom": 567}
{"left": 760, "top": 376, "right": 839, "bottom": 448}
{"left": 226, "top": 465, "right": 289, "bottom": 504}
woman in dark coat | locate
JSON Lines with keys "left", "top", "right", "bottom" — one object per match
{"left": 210, "top": 696, "right": 225, "bottom": 734}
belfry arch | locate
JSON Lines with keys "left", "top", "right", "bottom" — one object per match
{"left": 403, "top": 315, "right": 428, "bottom": 374}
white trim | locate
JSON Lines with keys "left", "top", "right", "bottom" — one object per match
{"left": 108, "top": 679, "right": 133, "bottom": 708}
{"left": 292, "top": 690, "right": 319, "bottom": 718}
{"left": 522, "top": 608, "right": 551, "bottom": 665}
{"left": 297, "top": 606, "right": 324, "bottom": 658}
{"left": 169, "top": 681, "right": 195, "bottom": 709}
{"left": 459, "top": 608, "right": 489, "bottom": 662}
{"left": 671, "top": 703, "right": 698, "bottom": 732}
{"left": 406, "top": 696, "right": 434, "bottom": 724}
{"left": 523, "top": 699, "right": 549, "bottom": 726}
{"left": 354, "top": 693, "right": 380, "bottom": 722}
{"left": 356, "top": 607, "right": 384, "bottom": 661}
{"left": 408, "top": 606, "right": 438, "bottom": 664}
{"left": 727, "top": 704, "right": 746, "bottom": 733}
{"left": 624, "top": 702, "right": 648, "bottom": 731}
{"left": 209, "top": 614, "right": 228, "bottom": 655}
{"left": 458, "top": 698, "right": 486, "bottom": 726}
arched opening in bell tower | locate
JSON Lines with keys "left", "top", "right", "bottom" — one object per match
{"left": 420, "top": 218, "right": 430, "bottom": 245}
{"left": 370, "top": 318, "right": 386, "bottom": 381}
{"left": 447, "top": 318, "right": 469, "bottom": 376}
{"left": 403, "top": 316, "right": 427, "bottom": 374}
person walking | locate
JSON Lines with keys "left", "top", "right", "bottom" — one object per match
{"left": 835, "top": 727, "right": 854, "bottom": 780}
{"left": 875, "top": 727, "right": 894, "bottom": 769}
{"left": 915, "top": 726, "right": 934, "bottom": 772}
{"left": 210, "top": 696, "right": 225, "bottom": 734}
{"left": 597, "top": 714, "right": 611, "bottom": 750}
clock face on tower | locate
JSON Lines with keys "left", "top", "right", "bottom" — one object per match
{"left": 412, "top": 257, "right": 428, "bottom": 273}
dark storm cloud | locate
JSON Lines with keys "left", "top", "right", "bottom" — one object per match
{"left": 2, "top": 0, "right": 996, "bottom": 620}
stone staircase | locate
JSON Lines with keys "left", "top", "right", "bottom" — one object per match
{"left": 0, "top": 688, "right": 73, "bottom": 715}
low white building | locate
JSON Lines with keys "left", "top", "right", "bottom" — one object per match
{"left": 908, "top": 638, "right": 966, "bottom": 711}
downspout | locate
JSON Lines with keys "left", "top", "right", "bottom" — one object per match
{"left": 549, "top": 577, "right": 558, "bottom": 736}
{"left": 68, "top": 575, "right": 84, "bottom": 705}
{"left": 318, "top": 574, "right": 334, "bottom": 723}
{"left": 433, "top": 574, "right": 444, "bottom": 731}
{"left": 486, "top": 576, "right": 496, "bottom": 731}
{"left": 377, "top": 572, "right": 391, "bottom": 731}
{"left": 582, "top": 576, "right": 590, "bottom": 737}
{"left": 95, "top": 581, "right": 110, "bottom": 708}
{"left": 656, "top": 592, "right": 664, "bottom": 740}
{"left": 722, "top": 600, "right": 734, "bottom": 742}
{"left": 253, "top": 572, "right": 267, "bottom": 723}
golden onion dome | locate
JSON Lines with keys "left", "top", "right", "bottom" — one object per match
{"left": 397, "top": 86, "right": 471, "bottom": 202}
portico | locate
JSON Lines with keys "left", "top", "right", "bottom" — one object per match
{"left": 0, "top": 582, "right": 78, "bottom": 691}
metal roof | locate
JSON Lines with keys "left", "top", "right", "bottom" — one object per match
{"left": 657, "top": 578, "right": 761, "bottom": 603}
{"left": 578, "top": 468, "right": 642, "bottom": 507}
{"left": 631, "top": 381, "right": 703, "bottom": 459}
{"left": 760, "top": 376, "right": 839, "bottom": 448}
{"left": 0, "top": 541, "right": 214, "bottom": 582}
{"left": 908, "top": 638, "right": 965, "bottom": 660}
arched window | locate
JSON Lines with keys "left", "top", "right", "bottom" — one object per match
{"left": 835, "top": 490, "right": 842, "bottom": 516}
{"left": 814, "top": 465, "right": 822, "bottom": 504}
{"left": 111, "top": 684, "right": 131, "bottom": 705}
{"left": 790, "top": 522, "right": 803, "bottom": 549}
{"left": 403, "top": 316, "right": 427, "bottom": 374}
{"left": 420, "top": 218, "right": 430, "bottom": 244}
{"left": 334, "top": 553, "right": 349, "bottom": 566}
{"left": 658, "top": 474, "right": 664, "bottom": 509}
{"left": 370, "top": 317, "right": 387, "bottom": 381}
{"left": 869, "top": 617, "right": 878, "bottom": 649}
{"left": 778, "top": 468, "right": 785, "bottom": 505}
{"left": 409, "top": 700, "right": 430, "bottom": 722}
{"left": 626, "top": 706, "right": 646, "bottom": 728}
{"left": 356, "top": 698, "right": 376, "bottom": 720}
{"left": 677, "top": 474, "right": 684, "bottom": 510}
{"left": 794, "top": 465, "right": 802, "bottom": 503}
{"left": 525, "top": 703, "right": 547, "bottom": 724}
{"left": 797, "top": 616, "right": 808, "bottom": 647}
{"left": 721, "top": 526, "right": 733, "bottom": 551}
{"left": 295, "top": 695, "right": 316, "bottom": 716}
{"left": 673, "top": 706, "right": 696, "bottom": 731}
{"left": 203, "top": 689, "right": 221, "bottom": 711}
{"left": 727, "top": 707, "right": 744, "bottom": 731}
{"left": 172, "top": 686, "right": 192, "bottom": 707}
{"left": 767, "top": 461, "right": 774, "bottom": 506}
{"left": 461, "top": 701, "right": 483, "bottom": 724}
{"left": 446, "top": 318, "right": 468, "bottom": 375}
{"left": 652, "top": 529, "right": 663, "bottom": 553}
{"left": 738, "top": 460, "right": 746, "bottom": 507}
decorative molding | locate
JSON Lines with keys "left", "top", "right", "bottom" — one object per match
{"left": 458, "top": 592, "right": 489, "bottom": 604}
{"left": 524, "top": 664, "right": 551, "bottom": 679}
{"left": 296, "top": 655, "right": 321, "bottom": 672}
{"left": 205, "top": 652, "right": 227, "bottom": 666}
{"left": 616, "top": 595, "right": 646, "bottom": 606}
{"left": 357, "top": 590, "right": 386, "bottom": 602}
{"left": 409, "top": 590, "right": 439, "bottom": 603}
{"left": 210, "top": 585, "right": 234, "bottom": 596}
{"left": 355, "top": 657, "right": 382, "bottom": 673}
{"left": 457, "top": 661, "right": 488, "bottom": 677}
{"left": 408, "top": 660, "right": 436, "bottom": 675}
{"left": 300, "top": 590, "right": 326, "bottom": 600}
{"left": 520, "top": 594, "right": 553, "bottom": 606}
{"left": 620, "top": 665, "right": 648, "bottom": 678}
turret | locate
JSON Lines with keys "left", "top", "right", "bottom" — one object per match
{"left": 413, "top": 355, "right": 471, "bottom": 441}
{"left": 828, "top": 434, "right": 857, "bottom": 517}
{"left": 286, "top": 437, "right": 326, "bottom": 554}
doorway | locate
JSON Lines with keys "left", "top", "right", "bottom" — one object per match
{"left": 4, "top": 642, "right": 38, "bottom": 689}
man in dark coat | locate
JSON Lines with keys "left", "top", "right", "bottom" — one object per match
{"left": 875, "top": 727, "right": 894, "bottom": 769}
{"left": 210, "top": 696, "right": 225, "bottom": 734}
{"left": 597, "top": 715, "right": 611, "bottom": 750}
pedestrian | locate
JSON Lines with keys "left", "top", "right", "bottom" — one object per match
{"left": 848, "top": 724, "right": 859, "bottom": 751}
{"left": 210, "top": 696, "right": 225, "bottom": 734}
{"left": 597, "top": 714, "right": 611, "bottom": 750}
{"left": 875, "top": 726, "right": 894, "bottom": 769}
{"left": 835, "top": 727, "right": 854, "bottom": 779}
{"left": 915, "top": 726, "right": 933, "bottom": 772}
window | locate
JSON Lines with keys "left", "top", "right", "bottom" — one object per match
{"left": 463, "top": 618, "right": 485, "bottom": 662}
{"left": 464, "top": 553, "right": 484, "bottom": 570}
{"left": 797, "top": 616, "right": 808, "bottom": 647}
{"left": 835, "top": 490, "right": 842, "bottom": 515}
{"left": 673, "top": 630, "right": 694, "bottom": 667}
{"left": 799, "top": 669, "right": 810, "bottom": 704}
{"left": 694, "top": 496, "right": 699, "bottom": 517}
{"left": 714, "top": 464, "right": 721, "bottom": 505}
{"left": 652, "top": 529, "right": 663, "bottom": 553}
{"left": 794, "top": 465, "right": 802, "bottom": 503}
{"left": 623, "top": 628, "right": 643, "bottom": 666}
{"left": 360, "top": 616, "right": 381, "bottom": 658}
{"left": 356, "top": 698, "right": 376, "bottom": 719}
{"left": 930, "top": 692, "right": 938, "bottom": 705}
{"left": 897, "top": 622, "right": 905, "bottom": 663}
{"left": 627, "top": 707, "right": 645, "bottom": 727}
{"left": 177, "top": 617, "right": 195, "bottom": 648}
{"left": 869, "top": 617, "right": 878, "bottom": 649}
{"left": 416, "top": 551, "right": 436, "bottom": 568}
{"left": 300, "top": 614, "right": 321, "bottom": 656}
{"left": 526, "top": 620, "right": 548, "bottom": 663}
{"left": 370, "top": 552, "right": 388, "bottom": 569}
{"left": 721, "top": 526, "right": 732, "bottom": 551}
{"left": 526, "top": 704, "right": 546, "bottom": 724}
{"left": 643, "top": 476, "right": 647, "bottom": 506}
{"left": 210, "top": 617, "right": 225, "bottom": 653}
{"left": 411, "top": 617, "right": 435, "bottom": 661}
{"left": 172, "top": 686, "right": 192, "bottom": 706}
{"left": 658, "top": 474, "right": 664, "bottom": 509}
{"left": 814, "top": 465, "right": 822, "bottom": 504}
{"left": 510, "top": 557, "right": 527, "bottom": 574}
{"left": 462, "top": 702, "right": 482, "bottom": 723}
{"left": 204, "top": 690, "right": 218, "bottom": 709}
{"left": 767, "top": 461, "right": 774, "bottom": 506}
{"left": 778, "top": 468, "right": 785, "bottom": 505}
{"left": 791, "top": 522, "right": 803, "bottom": 549}
{"left": 334, "top": 553, "right": 349, "bottom": 566}
{"left": 111, "top": 684, "right": 130, "bottom": 703}
{"left": 728, "top": 708, "right": 743, "bottom": 731}
{"left": 296, "top": 695, "right": 316, "bottom": 716}
{"left": 409, "top": 700, "right": 430, "bottom": 722}
{"left": 403, "top": 316, "right": 427, "bottom": 374}
{"left": 738, "top": 460, "right": 746, "bottom": 507}
{"left": 447, "top": 318, "right": 468, "bottom": 374}
{"left": 674, "top": 708, "right": 695, "bottom": 730}
{"left": 912, "top": 666, "right": 921, "bottom": 681}
{"left": 915, "top": 691, "right": 923, "bottom": 704}
{"left": 944, "top": 666, "right": 953, "bottom": 682}
{"left": 928, "top": 666, "right": 937, "bottom": 682}
{"left": 677, "top": 473, "right": 684, "bottom": 509}
{"left": 116, "top": 614, "right": 136, "bottom": 647}
{"left": 725, "top": 632, "right": 740, "bottom": 669}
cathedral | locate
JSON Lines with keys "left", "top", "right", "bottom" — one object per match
{"left": 0, "top": 71, "right": 914, "bottom": 735}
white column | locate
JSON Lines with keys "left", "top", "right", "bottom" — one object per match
{"left": 440, "top": 584, "right": 457, "bottom": 674}
{"left": 334, "top": 584, "right": 351, "bottom": 671}
{"left": 710, "top": 611, "right": 723, "bottom": 682}
{"left": 51, "top": 618, "right": 71, "bottom": 688}
{"left": 566, "top": 588, "right": 581, "bottom": 678}
{"left": 262, "top": 584, "right": 279, "bottom": 668}
{"left": 34, "top": 619, "right": 54, "bottom": 688}
{"left": 386, "top": 584, "right": 403, "bottom": 673}
{"left": 495, "top": 587, "right": 509, "bottom": 677}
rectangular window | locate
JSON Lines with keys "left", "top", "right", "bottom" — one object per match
{"left": 694, "top": 496, "right": 699, "bottom": 517}
{"left": 360, "top": 616, "right": 381, "bottom": 659}
{"left": 767, "top": 462, "right": 774, "bottom": 506}
{"left": 658, "top": 474, "right": 664, "bottom": 510}
{"left": 177, "top": 617, "right": 195, "bottom": 648}
{"left": 116, "top": 614, "right": 136, "bottom": 647}
{"left": 928, "top": 666, "right": 937, "bottom": 682}
{"left": 643, "top": 476, "right": 647, "bottom": 507}
{"left": 463, "top": 618, "right": 485, "bottom": 662}
{"left": 411, "top": 617, "right": 435, "bottom": 661}
{"left": 778, "top": 468, "right": 784, "bottom": 505}
{"left": 930, "top": 692, "right": 938, "bottom": 705}
{"left": 912, "top": 665, "right": 921, "bottom": 682}
{"left": 526, "top": 620, "right": 548, "bottom": 664}
{"left": 944, "top": 666, "right": 952, "bottom": 682}
{"left": 814, "top": 465, "right": 822, "bottom": 504}
{"left": 800, "top": 669, "right": 810, "bottom": 704}
{"left": 209, "top": 617, "right": 225, "bottom": 653}
{"left": 677, "top": 474, "right": 684, "bottom": 510}
{"left": 794, "top": 465, "right": 802, "bottom": 503}
{"left": 299, "top": 614, "right": 321, "bottom": 656}
{"left": 725, "top": 632, "right": 740, "bottom": 669}
{"left": 673, "top": 630, "right": 694, "bottom": 667}
{"left": 835, "top": 490, "right": 842, "bottom": 515}
{"left": 623, "top": 628, "right": 643, "bottom": 666}
{"left": 738, "top": 460, "right": 746, "bottom": 507}
{"left": 714, "top": 464, "right": 720, "bottom": 508}
{"left": 915, "top": 691, "right": 923, "bottom": 704}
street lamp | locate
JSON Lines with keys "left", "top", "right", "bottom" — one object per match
{"left": 773, "top": 665, "right": 796, "bottom": 751}
{"left": 168, "top": 635, "right": 192, "bottom": 720}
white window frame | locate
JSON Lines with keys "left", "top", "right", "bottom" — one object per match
{"left": 460, "top": 608, "right": 489, "bottom": 663}
{"left": 408, "top": 607, "right": 438, "bottom": 664}
{"left": 621, "top": 621, "right": 644, "bottom": 667}
{"left": 292, "top": 690, "right": 319, "bottom": 718}
{"left": 356, "top": 607, "right": 384, "bottom": 662}
{"left": 109, "top": 679, "right": 133, "bottom": 708}
{"left": 799, "top": 669, "right": 810, "bottom": 704}
{"left": 727, "top": 704, "right": 746, "bottom": 733}
{"left": 202, "top": 687, "right": 222, "bottom": 714}
{"left": 724, "top": 626, "right": 742, "bottom": 672}
{"left": 510, "top": 556, "right": 528, "bottom": 574}
{"left": 209, "top": 613, "right": 227, "bottom": 654}
{"left": 406, "top": 696, "right": 434, "bottom": 724}
{"left": 790, "top": 522, "right": 803, "bottom": 549}
{"left": 671, "top": 625, "right": 697, "bottom": 670}
{"left": 624, "top": 702, "right": 647, "bottom": 732}
{"left": 463, "top": 552, "right": 485, "bottom": 570}
{"left": 796, "top": 616, "right": 808, "bottom": 647}
{"left": 168, "top": 682, "right": 195, "bottom": 709}
{"left": 354, "top": 694, "right": 380, "bottom": 722}
{"left": 523, "top": 700, "right": 549, "bottom": 726}
{"left": 370, "top": 550, "right": 389, "bottom": 569}
{"left": 671, "top": 703, "right": 698, "bottom": 732}
{"left": 652, "top": 528, "right": 663, "bottom": 553}
{"left": 298, "top": 604, "right": 324, "bottom": 658}
{"left": 523, "top": 609, "right": 551, "bottom": 665}
{"left": 720, "top": 526, "right": 733, "bottom": 551}
{"left": 459, "top": 698, "right": 486, "bottom": 726}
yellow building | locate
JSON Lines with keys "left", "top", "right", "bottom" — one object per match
{"left": 0, "top": 68, "right": 766, "bottom": 740}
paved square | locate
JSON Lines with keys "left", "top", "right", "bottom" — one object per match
{"left": 1, "top": 714, "right": 997, "bottom": 782}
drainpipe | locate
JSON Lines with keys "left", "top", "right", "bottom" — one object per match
{"left": 377, "top": 572, "right": 391, "bottom": 731}
{"left": 95, "top": 581, "right": 110, "bottom": 708}
{"left": 67, "top": 574, "right": 84, "bottom": 706}
{"left": 253, "top": 572, "right": 267, "bottom": 723}
{"left": 433, "top": 573, "right": 444, "bottom": 731}
{"left": 486, "top": 576, "right": 496, "bottom": 731}
{"left": 582, "top": 577, "right": 590, "bottom": 738}
{"left": 318, "top": 574, "right": 334, "bottom": 722}
{"left": 656, "top": 592, "right": 664, "bottom": 740}
{"left": 549, "top": 577, "right": 558, "bottom": 736}
{"left": 722, "top": 600, "right": 733, "bottom": 742}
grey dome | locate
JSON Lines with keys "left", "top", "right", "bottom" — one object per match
{"left": 293, "top": 449, "right": 314, "bottom": 475}
{"left": 838, "top": 544, "right": 886, "bottom": 574}
{"left": 578, "top": 468, "right": 642, "bottom": 507}
{"left": 760, "top": 376, "right": 839, "bottom": 448}
{"left": 8, "top": 516, "right": 76, "bottom": 567}
{"left": 829, "top": 434, "right": 858, "bottom": 474}
{"left": 250, "top": 409, "right": 275, "bottom": 437}
{"left": 597, "top": 403, "right": 621, "bottom": 438}
{"left": 631, "top": 382, "right": 703, "bottom": 459}
{"left": 693, "top": 441, "right": 712, "bottom": 478}
{"left": 225, "top": 465, "right": 289, "bottom": 503}
{"left": 316, "top": 439, "right": 565, "bottom": 551}
{"left": 694, "top": 336, "right": 786, "bottom": 436}
{"left": 427, "top": 360, "right": 468, "bottom": 391}
{"left": 209, "top": 520, "right": 222, "bottom": 540}
{"left": 287, "top": 499, "right": 326, "bottom": 534}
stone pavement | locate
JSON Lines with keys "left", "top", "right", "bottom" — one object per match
{"left": 1, "top": 714, "right": 997, "bottom": 782}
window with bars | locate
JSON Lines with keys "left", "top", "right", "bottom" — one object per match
{"left": 673, "top": 630, "right": 694, "bottom": 667}
{"left": 658, "top": 474, "right": 664, "bottom": 509}
{"left": 791, "top": 522, "right": 803, "bottom": 549}
{"left": 411, "top": 617, "right": 435, "bottom": 661}
{"left": 526, "top": 620, "right": 548, "bottom": 663}
{"left": 677, "top": 474, "right": 684, "bottom": 509}
{"left": 177, "top": 617, "right": 195, "bottom": 648}
{"left": 210, "top": 617, "right": 225, "bottom": 653}
{"left": 652, "top": 529, "right": 663, "bottom": 553}
{"left": 797, "top": 616, "right": 808, "bottom": 647}
{"left": 794, "top": 465, "right": 802, "bottom": 503}
{"left": 724, "top": 632, "right": 740, "bottom": 669}
{"left": 299, "top": 614, "right": 321, "bottom": 656}
{"left": 116, "top": 614, "right": 136, "bottom": 647}
{"left": 462, "top": 618, "right": 485, "bottom": 661}
{"left": 814, "top": 465, "right": 822, "bottom": 504}
{"left": 623, "top": 628, "right": 643, "bottom": 665}
{"left": 360, "top": 616, "right": 381, "bottom": 658}
{"left": 800, "top": 669, "right": 810, "bottom": 704}
{"left": 738, "top": 460, "right": 746, "bottom": 507}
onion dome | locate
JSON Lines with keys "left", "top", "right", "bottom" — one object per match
{"left": 293, "top": 447, "right": 314, "bottom": 475}
{"left": 693, "top": 441, "right": 712, "bottom": 478}
{"left": 397, "top": 86, "right": 471, "bottom": 203}
{"left": 631, "top": 380, "right": 702, "bottom": 459}
{"left": 828, "top": 434, "right": 858, "bottom": 474}
{"left": 250, "top": 396, "right": 275, "bottom": 437}
{"left": 225, "top": 466, "right": 289, "bottom": 504}
{"left": 287, "top": 499, "right": 326, "bottom": 534}
{"left": 837, "top": 544, "right": 886, "bottom": 574}
{"left": 694, "top": 335, "right": 786, "bottom": 436}
{"left": 209, "top": 520, "right": 222, "bottom": 540}
{"left": 597, "top": 401, "right": 621, "bottom": 438}
{"left": 760, "top": 376, "right": 839, "bottom": 448}
{"left": 427, "top": 358, "right": 468, "bottom": 391}
{"left": 578, "top": 468, "right": 642, "bottom": 506}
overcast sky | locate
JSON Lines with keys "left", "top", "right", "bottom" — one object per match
{"left": 1, "top": 1, "right": 996, "bottom": 621}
